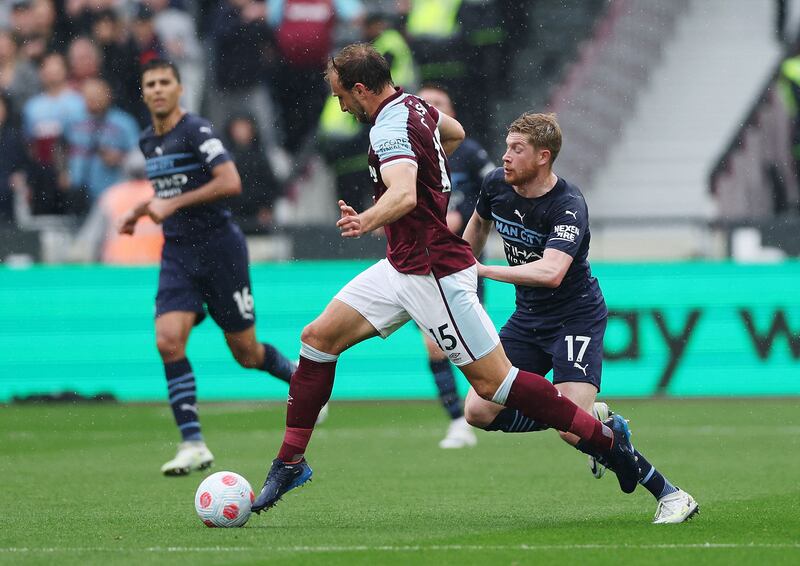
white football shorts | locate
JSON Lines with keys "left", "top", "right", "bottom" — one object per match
{"left": 334, "top": 259, "right": 499, "bottom": 366}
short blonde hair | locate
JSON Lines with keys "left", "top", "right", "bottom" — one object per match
{"left": 508, "top": 112, "right": 562, "bottom": 164}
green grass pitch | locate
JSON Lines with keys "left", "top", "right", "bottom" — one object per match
{"left": 1, "top": 399, "right": 799, "bottom": 565}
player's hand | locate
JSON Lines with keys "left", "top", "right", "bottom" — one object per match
{"left": 146, "top": 198, "right": 176, "bottom": 224}
{"left": 336, "top": 199, "right": 362, "bottom": 238}
{"left": 118, "top": 209, "right": 139, "bottom": 235}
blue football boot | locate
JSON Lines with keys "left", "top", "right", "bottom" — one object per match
{"left": 603, "top": 414, "right": 640, "bottom": 494}
{"left": 251, "top": 458, "right": 313, "bottom": 513}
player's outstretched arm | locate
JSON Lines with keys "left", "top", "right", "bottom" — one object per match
{"left": 479, "top": 248, "right": 574, "bottom": 289}
{"left": 146, "top": 161, "right": 242, "bottom": 224}
{"left": 462, "top": 210, "right": 493, "bottom": 256}
{"left": 437, "top": 113, "right": 465, "bottom": 156}
{"left": 339, "top": 162, "right": 417, "bottom": 237}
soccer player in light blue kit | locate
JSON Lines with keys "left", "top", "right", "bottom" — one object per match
{"left": 461, "top": 111, "right": 698, "bottom": 524}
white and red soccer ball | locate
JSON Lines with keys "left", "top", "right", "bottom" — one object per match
{"left": 194, "top": 471, "right": 254, "bottom": 528}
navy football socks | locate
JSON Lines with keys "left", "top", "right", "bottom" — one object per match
{"left": 635, "top": 450, "right": 679, "bottom": 500}
{"left": 485, "top": 407, "right": 548, "bottom": 433}
{"left": 164, "top": 358, "right": 202, "bottom": 441}
{"left": 429, "top": 359, "right": 463, "bottom": 420}
{"left": 261, "top": 343, "right": 295, "bottom": 383}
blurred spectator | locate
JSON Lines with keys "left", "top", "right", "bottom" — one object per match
{"left": 60, "top": 0, "right": 117, "bottom": 40}
{"left": 70, "top": 152, "right": 164, "bottom": 264}
{"left": 0, "top": 94, "right": 26, "bottom": 220}
{"left": 317, "top": 9, "right": 416, "bottom": 211}
{"left": 209, "top": 0, "right": 279, "bottom": 148}
{"left": 780, "top": 47, "right": 800, "bottom": 191}
{"left": 403, "top": 0, "right": 467, "bottom": 109}
{"left": 0, "top": 3, "right": 10, "bottom": 30}
{"left": 146, "top": 0, "right": 205, "bottom": 113}
{"left": 23, "top": 52, "right": 85, "bottom": 167}
{"left": 457, "top": 0, "right": 506, "bottom": 146}
{"left": 21, "top": 52, "right": 85, "bottom": 214}
{"left": 67, "top": 36, "right": 102, "bottom": 89}
{"left": 66, "top": 78, "right": 139, "bottom": 205}
{"left": 10, "top": 0, "right": 56, "bottom": 62}
{"left": 224, "top": 113, "right": 282, "bottom": 229}
{"left": 90, "top": 8, "right": 145, "bottom": 125}
{"left": 268, "top": 0, "right": 364, "bottom": 154}
{"left": 131, "top": 4, "right": 166, "bottom": 67}
{"left": 0, "top": 30, "right": 41, "bottom": 112}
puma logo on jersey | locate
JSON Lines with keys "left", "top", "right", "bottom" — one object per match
{"left": 574, "top": 362, "right": 588, "bottom": 376}
{"left": 514, "top": 209, "right": 526, "bottom": 222}
{"left": 565, "top": 210, "right": 578, "bottom": 220}
{"left": 155, "top": 146, "right": 163, "bottom": 156}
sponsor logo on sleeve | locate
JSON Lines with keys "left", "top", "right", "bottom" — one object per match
{"left": 552, "top": 224, "right": 580, "bottom": 243}
{"left": 375, "top": 137, "right": 412, "bottom": 157}
{"left": 199, "top": 138, "right": 226, "bottom": 163}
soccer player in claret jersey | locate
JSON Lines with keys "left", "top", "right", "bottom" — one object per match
{"left": 461, "top": 112, "right": 699, "bottom": 524}
{"left": 251, "top": 44, "right": 641, "bottom": 516}
{"left": 118, "top": 59, "right": 299, "bottom": 476}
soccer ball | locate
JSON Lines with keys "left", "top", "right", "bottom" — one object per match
{"left": 194, "top": 471, "right": 254, "bottom": 528}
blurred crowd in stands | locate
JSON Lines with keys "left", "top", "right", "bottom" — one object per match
{"left": 0, "top": 0, "right": 529, "bottom": 258}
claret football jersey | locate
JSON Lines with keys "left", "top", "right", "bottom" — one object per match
{"left": 367, "top": 89, "right": 475, "bottom": 278}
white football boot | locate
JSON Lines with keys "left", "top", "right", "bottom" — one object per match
{"left": 439, "top": 416, "right": 478, "bottom": 449}
{"left": 653, "top": 489, "right": 699, "bottom": 524}
{"left": 588, "top": 402, "right": 610, "bottom": 478}
{"left": 160, "top": 440, "right": 214, "bottom": 476}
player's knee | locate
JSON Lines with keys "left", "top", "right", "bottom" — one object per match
{"left": 156, "top": 332, "right": 185, "bottom": 361}
{"left": 300, "top": 322, "right": 333, "bottom": 352}
{"left": 463, "top": 399, "right": 492, "bottom": 429}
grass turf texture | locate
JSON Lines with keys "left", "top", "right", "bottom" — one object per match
{"left": 1, "top": 399, "right": 798, "bottom": 565}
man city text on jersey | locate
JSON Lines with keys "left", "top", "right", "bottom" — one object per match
{"left": 476, "top": 169, "right": 607, "bottom": 325}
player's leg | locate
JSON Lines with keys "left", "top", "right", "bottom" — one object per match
{"left": 422, "top": 333, "right": 476, "bottom": 448}
{"left": 401, "top": 265, "right": 638, "bottom": 490}
{"left": 464, "top": 331, "right": 552, "bottom": 433}
{"left": 156, "top": 310, "right": 214, "bottom": 475}
{"left": 155, "top": 244, "right": 213, "bottom": 475}
{"left": 204, "top": 225, "right": 295, "bottom": 382}
{"left": 550, "top": 321, "right": 698, "bottom": 520}
{"left": 224, "top": 326, "right": 295, "bottom": 382}
{"left": 252, "top": 260, "right": 412, "bottom": 513}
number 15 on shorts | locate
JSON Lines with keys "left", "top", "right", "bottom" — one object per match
{"left": 428, "top": 323, "right": 457, "bottom": 351}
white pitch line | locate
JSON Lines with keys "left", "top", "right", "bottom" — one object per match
{"left": 1, "top": 543, "right": 799, "bottom": 554}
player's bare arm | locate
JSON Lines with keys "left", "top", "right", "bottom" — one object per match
{"left": 147, "top": 161, "right": 242, "bottom": 224}
{"left": 478, "top": 247, "right": 573, "bottom": 289}
{"left": 462, "top": 210, "right": 494, "bottom": 257}
{"left": 337, "top": 162, "right": 418, "bottom": 237}
{"left": 437, "top": 113, "right": 465, "bottom": 156}
{"left": 118, "top": 198, "right": 154, "bottom": 235}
